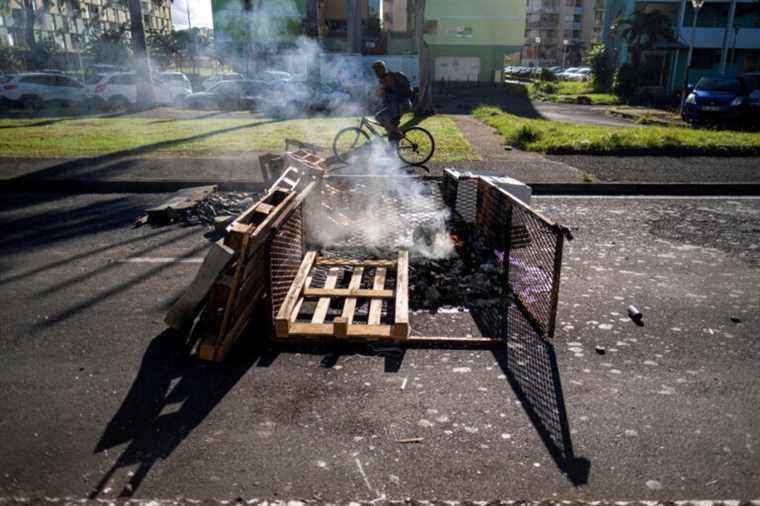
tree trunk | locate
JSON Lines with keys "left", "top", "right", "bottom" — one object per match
{"left": 413, "top": 0, "right": 432, "bottom": 116}
{"left": 346, "top": 0, "right": 361, "bottom": 53}
{"left": 128, "top": 0, "right": 155, "bottom": 108}
{"left": 23, "top": 1, "right": 36, "bottom": 68}
{"left": 306, "top": 0, "right": 321, "bottom": 86}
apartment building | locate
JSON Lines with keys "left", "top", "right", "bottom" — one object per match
{"left": 212, "top": 0, "right": 527, "bottom": 82}
{"left": 603, "top": 0, "right": 760, "bottom": 93}
{"left": 522, "top": 0, "right": 605, "bottom": 66}
{"left": 0, "top": 0, "right": 172, "bottom": 59}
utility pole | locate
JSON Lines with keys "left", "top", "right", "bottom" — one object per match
{"left": 128, "top": 0, "right": 155, "bottom": 108}
{"left": 680, "top": 0, "right": 704, "bottom": 113}
{"left": 306, "top": 0, "right": 321, "bottom": 86}
{"left": 719, "top": 0, "right": 737, "bottom": 74}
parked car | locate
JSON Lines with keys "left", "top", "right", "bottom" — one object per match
{"left": 260, "top": 69, "right": 293, "bottom": 82}
{"left": 557, "top": 67, "right": 579, "bottom": 80}
{"left": 184, "top": 79, "right": 269, "bottom": 110}
{"left": 548, "top": 66, "right": 563, "bottom": 75}
{"left": 566, "top": 67, "right": 592, "bottom": 81}
{"left": 742, "top": 72, "right": 760, "bottom": 113}
{"left": 261, "top": 81, "right": 352, "bottom": 115}
{"left": 682, "top": 76, "right": 751, "bottom": 125}
{"left": 158, "top": 71, "right": 193, "bottom": 103}
{"left": 0, "top": 72, "right": 87, "bottom": 110}
{"left": 200, "top": 72, "right": 244, "bottom": 91}
{"left": 85, "top": 72, "right": 185, "bottom": 110}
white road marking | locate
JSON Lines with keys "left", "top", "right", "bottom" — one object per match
{"left": 118, "top": 257, "right": 204, "bottom": 264}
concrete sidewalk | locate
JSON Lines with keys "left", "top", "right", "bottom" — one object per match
{"left": 0, "top": 193, "right": 758, "bottom": 500}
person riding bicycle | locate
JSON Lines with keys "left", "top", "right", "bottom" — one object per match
{"left": 371, "top": 60, "right": 413, "bottom": 142}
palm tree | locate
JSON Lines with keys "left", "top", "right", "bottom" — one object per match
{"left": 609, "top": 10, "right": 676, "bottom": 67}
{"left": 413, "top": 0, "right": 432, "bottom": 116}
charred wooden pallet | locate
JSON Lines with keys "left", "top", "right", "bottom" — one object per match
{"left": 275, "top": 251, "right": 409, "bottom": 341}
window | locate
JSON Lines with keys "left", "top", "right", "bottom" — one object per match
{"left": 110, "top": 74, "right": 137, "bottom": 85}
{"left": 22, "top": 75, "right": 56, "bottom": 85}
{"left": 691, "top": 49, "right": 720, "bottom": 69}
{"left": 58, "top": 77, "right": 83, "bottom": 88}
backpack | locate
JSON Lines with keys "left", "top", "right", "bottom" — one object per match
{"left": 390, "top": 71, "right": 414, "bottom": 99}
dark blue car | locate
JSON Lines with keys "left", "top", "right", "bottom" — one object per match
{"left": 682, "top": 76, "right": 751, "bottom": 125}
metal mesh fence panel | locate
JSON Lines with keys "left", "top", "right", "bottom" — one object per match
{"left": 269, "top": 204, "right": 305, "bottom": 318}
{"left": 474, "top": 178, "right": 569, "bottom": 340}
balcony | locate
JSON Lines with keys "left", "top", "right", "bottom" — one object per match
{"left": 679, "top": 26, "right": 760, "bottom": 49}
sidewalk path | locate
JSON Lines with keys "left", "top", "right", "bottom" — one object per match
{"left": 436, "top": 114, "right": 586, "bottom": 182}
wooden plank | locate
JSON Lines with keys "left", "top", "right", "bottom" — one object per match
{"left": 316, "top": 258, "right": 397, "bottom": 268}
{"left": 304, "top": 287, "right": 394, "bottom": 299}
{"left": 288, "top": 322, "right": 393, "bottom": 339}
{"left": 289, "top": 275, "right": 312, "bottom": 321}
{"left": 164, "top": 239, "right": 234, "bottom": 331}
{"left": 405, "top": 336, "right": 505, "bottom": 346}
{"left": 393, "top": 250, "right": 409, "bottom": 339}
{"left": 334, "top": 317, "right": 348, "bottom": 339}
{"left": 368, "top": 267, "right": 387, "bottom": 325}
{"left": 275, "top": 251, "right": 317, "bottom": 337}
{"left": 218, "top": 233, "right": 251, "bottom": 339}
{"left": 341, "top": 266, "right": 364, "bottom": 323}
{"left": 311, "top": 267, "right": 339, "bottom": 324}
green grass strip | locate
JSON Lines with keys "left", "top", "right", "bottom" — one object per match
{"left": 473, "top": 106, "right": 760, "bottom": 156}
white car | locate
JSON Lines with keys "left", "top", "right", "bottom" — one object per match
{"left": 567, "top": 68, "right": 592, "bottom": 81}
{"left": 260, "top": 69, "right": 292, "bottom": 82}
{"left": 86, "top": 72, "right": 183, "bottom": 109}
{"left": 158, "top": 71, "right": 193, "bottom": 103}
{"left": 557, "top": 67, "right": 579, "bottom": 80}
{"left": 0, "top": 72, "right": 87, "bottom": 110}
{"left": 201, "top": 72, "right": 243, "bottom": 91}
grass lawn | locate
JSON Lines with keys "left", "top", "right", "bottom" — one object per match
{"left": 0, "top": 110, "right": 477, "bottom": 162}
{"left": 530, "top": 81, "right": 621, "bottom": 106}
{"left": 473, "top": 106, "right": 760, "bottom": 156}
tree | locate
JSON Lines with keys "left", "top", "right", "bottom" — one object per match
{"left": 585, "top": 44, "right": 614, "bottom": 92}
{"left": 128, "top": 0, "right": 155, "bottom": 106}
{"left": 609, "top": 10, "right": 676, "bottom": 67}
{"left": 148, "top": 30, "right": 182, "bottom": 69}
{"left": 0, "top": 46, "right": 24, "bottom": 73}
{"left": 84, "top": 27, "right": 131, "bottom": 66}
{"left": 413, "top": 0, "right": 432, "bottom": 116}
{"left": 28, "top": 35, "right": 60, "bottom": 69}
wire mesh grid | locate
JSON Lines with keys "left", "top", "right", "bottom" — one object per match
{"left": 473, "top": 179, "right": 564, "bottom": 340}
{"left": 508, "top": 203, "right": 561, "bottom": 339}
{"left": 305, "top": 176, "right": 450, "bottom": 253}
{"left": 269, "top": 204, "right": 305, "bottom": 318}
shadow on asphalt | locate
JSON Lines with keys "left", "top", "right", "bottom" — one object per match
{"left": 90, "top": 328, "right": 262, "bottom": 498}
{"left": 92, "top": 297, "right": 588, "bottom": 497}
{"left": 472, "top": 301, "right": 591, "bottom": 486}
{"left": 432, "top": 83, "right": 544, "bottom": 120}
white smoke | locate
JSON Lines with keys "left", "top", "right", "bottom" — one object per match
{"left": 306, "top": 143, "right": 454, "bottom": 260}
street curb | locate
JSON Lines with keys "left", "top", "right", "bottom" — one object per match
{"left": 531, "top": 182, "right": 760, "bottom": 196}
{"left": 0, "top": 178, "right": 268, "bottom": 194}
{"left": 1, "top": 178, "right": 759, "bottom": 196}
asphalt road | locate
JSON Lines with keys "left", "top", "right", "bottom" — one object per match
{"left": 0, "top": 193, "right": 758, "bottom": 501}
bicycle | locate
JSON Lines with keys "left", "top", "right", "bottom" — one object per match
{"left": 332, "top": 114, "right": 435, "bottom": 166}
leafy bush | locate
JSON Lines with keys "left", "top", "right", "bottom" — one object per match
{"left": 586, "top": 44, "right": 614, "bottom": 92}
{"left": 534, "top": 81, "right": 558, "bottom": 94}
{"left": 0, "top": 47, "right": 24, "bottom": 74}
{"left": 514, "top": 124, "right": 541, "bottom": 146}
{"left": 612, "top": 64, "right": 639, "bottom": 98}
{"left": 540, "top": 68, "right": 558, "bottom": 82}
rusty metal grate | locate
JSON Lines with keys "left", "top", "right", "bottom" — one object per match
{"left": 471, "top": 178, "right": 570, "bottom": 340}
{"left": 269, "top": 205, "right": 305, "bottom": 318}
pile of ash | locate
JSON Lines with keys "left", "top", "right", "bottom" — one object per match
{"left": 192, "top": 191, "right": 258, "bottom": 226}
{"left": 139, "top": 187, "right": 260, "bottom": 228}
{"left": 410, "top": 252, "right": 504, "bottom": 311}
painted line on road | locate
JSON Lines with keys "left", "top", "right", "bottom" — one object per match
{"left": 118, "top": 257, "right": 204, "bottom": 264}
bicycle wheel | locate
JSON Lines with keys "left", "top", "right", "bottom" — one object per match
{"left": 332, "top": 127, "right": 371, "bottom": 164}
{"left": 397, "top": 126, "right": 435, "bottom": 166}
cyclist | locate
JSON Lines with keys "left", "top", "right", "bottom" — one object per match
{"left": 371, "top": 60, "right": 413, "bottom": 142}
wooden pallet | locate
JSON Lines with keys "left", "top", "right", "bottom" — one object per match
{"left": 275, "top": 251, "right": 409, "bottom": 341}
